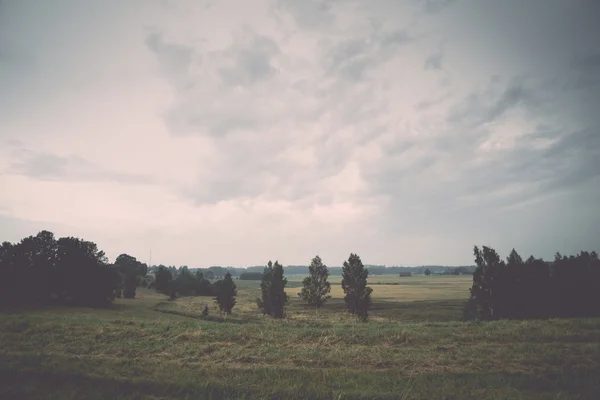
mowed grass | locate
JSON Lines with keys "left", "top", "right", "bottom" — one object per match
{"left": 1, "top": 276, "right": 600, "bottom": 399}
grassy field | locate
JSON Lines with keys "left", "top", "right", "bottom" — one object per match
{"left": 1, "top": 275, "right": 600, "bottom": 399}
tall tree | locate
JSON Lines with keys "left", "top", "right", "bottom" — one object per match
{"left": 341, "top": 253, "right": 372, "bottom": 322}
{"left": 154, "top": 266, "right": 173, "bottom": 293}
{"left": 467, "top": 245, "right": 505, "bottom": 320}
{"left": 300, "top": 255, "right": 331, "bottom": 313}
{"left": 215, "top": 272, "right": 237, "bottom": 315}
{"left": 54, "top": 236, "right": 117, "bottom": 306}
{"left": 257, "top": 260, "right": 288, "bottom": 318}
{"left": 115, "top": 254, "right": 143, "bottom": 299}
{"left": 257, "top": 261, "right": 274, "bottom": 316}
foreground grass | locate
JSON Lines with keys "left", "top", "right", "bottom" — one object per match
{"left": 1, "top": 280, "right": 600, "bottom": 399}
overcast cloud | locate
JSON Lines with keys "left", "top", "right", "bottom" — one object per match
{"left": 1, "top": 0, "right": 599, "bottom": 267}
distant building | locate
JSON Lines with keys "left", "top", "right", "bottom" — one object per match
{"left": 399, "top": 272, "right": 412, "bottom": 277}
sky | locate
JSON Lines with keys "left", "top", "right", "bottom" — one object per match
{"left": 1, "top": 0, "right": 599, "bottom": 267}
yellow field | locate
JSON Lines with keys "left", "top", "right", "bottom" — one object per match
{"left": 284, "top": 274, "right": 473, "bottom": 301}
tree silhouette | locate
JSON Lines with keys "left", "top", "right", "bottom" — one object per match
{"left": 341, "top": 253, "right": 372, "bottom": 322}
{"left": 215, "top": 272, "right": 237, "bottom": 315}
{"left": 154, "top": 266, "right": 173, "bottom": 293}
{"left": 115, "top": 254, "right": 145, "bottom": 299}
{"left": 257, "top": 260, "right": 288, "bottom": 318}
{"left": 300, "top": 255, "right": 331, "bottom": 313}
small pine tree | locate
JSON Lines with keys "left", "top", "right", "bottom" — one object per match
{"left": 341, "top": 253, "right": 372, "bottom": 322}
{"left": 300, "top": 255, "right": 331, "bottom": 314}
{"left": 202, "top": 305, "right": 209, "bottom": 318}
{"left": 215, "top": 272, "right": 237, "bottom": 315}
{"left": 257, "top": 260, "right": 288, "bottom": 318}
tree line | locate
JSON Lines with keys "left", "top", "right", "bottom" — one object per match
{"left": 0, "top": 230, "right": 147, "bottom": 306}
{"left": 466, "top": 246, "right": 600, "bottom": 320}
{"left": 242, "top": 264, "right": 473, "bottom": 276}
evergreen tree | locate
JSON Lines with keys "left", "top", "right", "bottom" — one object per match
{"left": 467, "top": 245, "right": 505, "bottom": 320}
{"left": 215, "top": 272, "right": 237, "bottom": 315}
{"left": 257, "top": 261, "right": 273, "bottom": 315}
{"left": 300, "top": 255, "right": 331, "bottom": 313}
{"left": 341, "top": 253, "right": 372, "bottom": 322}
{"left": 257, "top": 260, "right": 288, "bottom": 318}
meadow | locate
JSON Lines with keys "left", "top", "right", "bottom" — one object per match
{"left": 1, "top": 274, "right": 599, "bottom": 399}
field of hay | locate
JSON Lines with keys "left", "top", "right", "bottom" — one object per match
{"left": 1, "top": 274, "right": 599, "bottom": 399}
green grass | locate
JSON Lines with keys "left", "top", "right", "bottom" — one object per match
{"left": 1, "top": 276, "right": 600, "bottom": 399}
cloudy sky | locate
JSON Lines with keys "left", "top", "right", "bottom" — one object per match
{"left": 1, "top": 0, "right": 599, "bottom": 267}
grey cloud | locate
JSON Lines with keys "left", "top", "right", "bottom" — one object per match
{"left": 8, "top": 150, "right": 154, "bottom": 185}
{"left": 276, "top": 0, "right": 334, "bottom": 29}
{"left": 449, "top": 77, "right": 540, "bottom": 129}
{"left": 424, "top": 51, "right": 443, "bottom": 70}
{"left": 421, "top": 0, "right": 459, "bottom": 14}
{"left": 571, "top": 53, "right": 600, "bottom": 70}
{"left": 151, "top": 27, "right": 284, "bottom": 137}
{"left": 365, "top": 61, "right": 600, "bottom": 243}
{"left": 563, "top": 53, "right": 600, "bottom": 92}
{"left": 414, "top": 93, "right": 450, "bottom": 110}
{"left": 218, "top": 34, "right": 280, "bottom": 86}
{"left": 380, "top": 29, "right": 412, "bottom": 47}
{"left": 186, "top": 113, "right": 259, "bottom": 135}
{"left": 325, "top": 29, "right": 413, "bottom": 81}
{"left": 145, "top": 31, "right": 194, "bottom": 90}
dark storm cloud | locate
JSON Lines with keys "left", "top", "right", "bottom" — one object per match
{"left": 571, "top": 53, "right": 600, "bottom": 71}
{"left": 421, "top": 0, "right": 459, "bottom": 14}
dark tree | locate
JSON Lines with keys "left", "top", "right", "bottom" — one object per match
{"left": 467, "top": 246, "right": 505, "bottom": 320}
{"left": 300, "top": 255, "right": 331, "bottom": 312}
{"left": 341, "top": 253, "right": 372, "bottom": 322}
{"left": 257, "top": 260, "right": 288, "bottom": 318}
{"left": 115, "top": 254, "right": 144, "bottom": 299}
{"left": 257, "top": 261, "right": 274, "bottom": 316}
{"left": 463, "top": 245, "right": 590, "bottom": 321}
{"left": 424, "top": 268, "right": 431, "bottom": 276}
{"left": 215, "top": 272, "right": 237, "bottom": 315}
{"left": 173, "top": 266, "right": 196, "bottom": 295}
{"left": 154, "top": 266, "right": 173, "bottom": 293}
{"left": 202, "top": 305, "right": 209, "bottom": 317}
{"left": 54, "top": 236, "right": 116, "bottom": 306}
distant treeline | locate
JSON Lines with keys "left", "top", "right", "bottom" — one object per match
{"left": 150, "top": 265, "right": 216, "bottom": 297}
{"left": 466, "top": 246, "right": 600, "bottom": 320}
{"left": 151, "top": 264, "right": 476, "bottom": 276}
